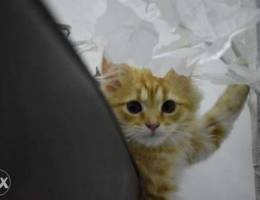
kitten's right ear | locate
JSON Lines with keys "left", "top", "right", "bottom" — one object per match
{"left": 100, "top": 57, "right": 121, "bottom": 93}
{"left": 101, "top": 57, "right": 113, "bottom": 74}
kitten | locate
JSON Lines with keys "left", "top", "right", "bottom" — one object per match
{"left": 99, "top": 58, "right": 249, "bottom": 200}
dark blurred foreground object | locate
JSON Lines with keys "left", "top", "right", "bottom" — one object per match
{"left": 57, "top": 23, "right": 71, "bottom": 37}
{"left": 0, "top": 0, "right": 139, "bottom": 199}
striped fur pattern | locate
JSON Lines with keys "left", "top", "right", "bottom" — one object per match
{"left": 100, "top": 58, "right": 249, "bottom": 200}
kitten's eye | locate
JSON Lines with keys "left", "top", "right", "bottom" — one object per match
{"left": 162, "top": 100, "right": 176, "bottom": 113}
{"left": 126, "top": 101, "right": 142, "bottom": 114}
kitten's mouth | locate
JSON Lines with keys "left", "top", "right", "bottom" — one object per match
{"left": 146, "top": 131, "right": 164, "bottom": 138}
{"left": 135, "top": 130, "right": 169, "bottom": 146}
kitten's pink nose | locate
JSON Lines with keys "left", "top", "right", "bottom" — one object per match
{"left": 145, "top": 123, "right": 160, "bottom": 131}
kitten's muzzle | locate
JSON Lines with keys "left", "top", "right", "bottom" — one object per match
{"left": 145, "top": 123, "right": 160, "bottom": 132}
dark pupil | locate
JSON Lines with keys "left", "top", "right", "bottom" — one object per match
{"left": 127, "top": 101, "right": 142, "bottom": 114}
{"left": 162, "top": 100, "right": 176, "bottom": 113}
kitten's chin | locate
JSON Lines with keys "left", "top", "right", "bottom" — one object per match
{"left": 134, "top": 134, "right": 169, "bottom": 147}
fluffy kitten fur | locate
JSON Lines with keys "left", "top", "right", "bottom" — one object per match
{"left": 99, "top": 58, "right": 249, "bottom": 200}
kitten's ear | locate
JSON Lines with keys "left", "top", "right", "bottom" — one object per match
{"left": 164, "top": 69, "right": 190, "bottom": 81}
{"left": 100, "top": 56, "right": 118, "bottom": 92}
{"left": 101, "top": 57, "right": 131, "bottom": 93}
{"left": 164, "top": 69, "right": 177, "bottom": 80}
{"left": 101, "top": 57, "right": 113, "bottom": 74}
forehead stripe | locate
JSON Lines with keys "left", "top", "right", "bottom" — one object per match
{"left": 140, "top": 87, "right": 148, "bottom": 101}
{"left": 155, "top": 86, "right": 163, "bottom": 101}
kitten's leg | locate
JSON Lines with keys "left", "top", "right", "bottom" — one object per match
{"left": 187, "top": 85, "right": 249, "bottom": 165}
{"left": 139, "top": 176, "right": 179, "bottom": 200}
{"left": 202, "top": 85, "right": 249, "bottom": 148}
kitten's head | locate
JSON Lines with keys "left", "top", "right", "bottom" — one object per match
{"left": 100, "top": 58, "right": 202, "bottom": 147}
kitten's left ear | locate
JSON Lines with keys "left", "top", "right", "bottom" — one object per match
{"left": 164, "top": 69, "right": 177, "bottom": 80}
{"left": 164, "top": 69, "right": 191, "bottom": 81}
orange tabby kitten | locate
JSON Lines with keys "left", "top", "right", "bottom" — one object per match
{"left": 99, "top": 58, "right": 249, "bottom": 200}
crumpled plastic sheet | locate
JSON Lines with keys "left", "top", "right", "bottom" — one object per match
{"left": 72, "top": 0, "right": 260, "bottom": 94}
